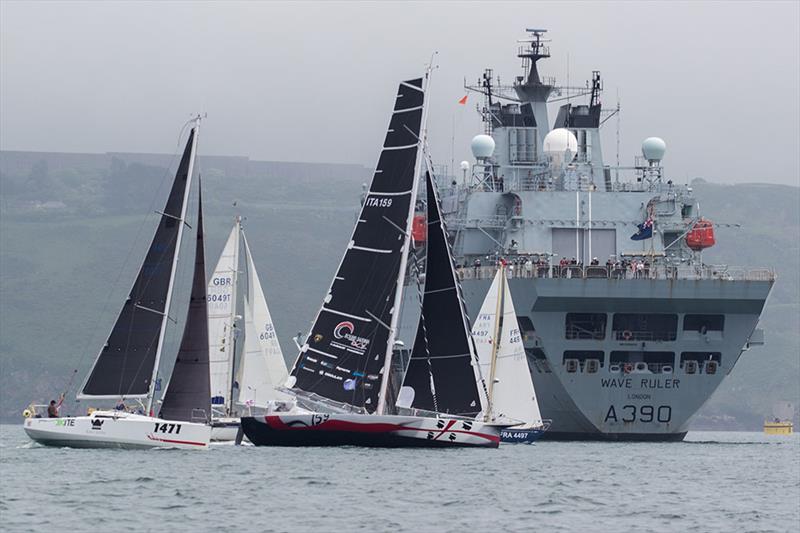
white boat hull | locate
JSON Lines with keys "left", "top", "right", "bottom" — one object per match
{"left": 23, "top": 411, "right": 210, "bottom": 450}
{"left": 210, "top": 417, "right": 240, "bottom": 442}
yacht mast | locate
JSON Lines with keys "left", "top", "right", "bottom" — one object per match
{"left": 146, "top": 116, "right": 200, "bottom": 414}
{"left": 376, "top": 68, "right": 433, "bottom": 415}
{"left": 226, "top": 216, "right": 242, "bottom": 415}
{"left": 484, "top": 263, "right": 505, "bottom": 421}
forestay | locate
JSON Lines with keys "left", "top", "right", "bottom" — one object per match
{"left": 160, "top": 185, "right": 211, "bottom": 423}
{"left": 236, "top": 233, "right": 291, "bottom": 407}
{"left": 79, "top": 130, "right": 196, "bottom": 398}
{"left": 289, "top": 78, "right": 425, "bottom": 413}
{"left": 207, "top": 223, "right": 239, "bottom": 410}
{"left": 401, "top": 171, "right": 485, "bottom": 417}
{"left": 472, "top": 268, "right": 543, "bottom": 428}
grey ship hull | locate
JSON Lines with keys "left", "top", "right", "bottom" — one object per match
{"left": 399, "top": 274, "right": 772, "bottom": 441}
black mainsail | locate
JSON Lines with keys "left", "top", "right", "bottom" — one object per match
{"left": 401, "top": 170, "right": 485, "bottom": 417}
{"left": 289, "top": 78, "right": 425, "bottom": 413}
{"left": 79, "top": 127, "right": 197, "bottom": 401}
{"left": 159, "top": 184, "right": 211, "bottom": 423}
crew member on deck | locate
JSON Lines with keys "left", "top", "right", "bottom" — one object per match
{"left": 47, "top": 395, "right": 63, "bottom": 418}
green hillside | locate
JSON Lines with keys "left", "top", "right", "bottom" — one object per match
{"left": 0, "top": 153, "right": 797, "bottom": 427}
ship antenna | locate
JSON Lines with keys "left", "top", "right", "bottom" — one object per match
{"left": 616, "top": 89, "right": 621, "bottom": 183}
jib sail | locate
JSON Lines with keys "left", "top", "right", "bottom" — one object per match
{"left": 160, "top": 183, "right": 211, "bottom": 423}
{"left": 401, "top": 171, "right": 486, "bottom": 417}
{"left": 236, "top": 231, "right": 291, "bottom": 408}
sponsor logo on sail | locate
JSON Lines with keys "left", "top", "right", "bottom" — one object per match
{"left": 332, "top": 321, "right": 371, "bottom": 355}
{"left": 333, "top": 321, "right": 355, "bottom": 339}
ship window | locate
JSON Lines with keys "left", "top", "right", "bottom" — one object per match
{"left": 526, "top": 348, "right": 549, "bottom": 373}
{"left": 517, "top": 316, "right": 535, "bottom": 336}
{"left": 683, "top": 315, "right": 724, "bottom": 332}
{"left": 565, "top": 313, "right": 606, "bottom": 340}
{"left": 612, "top": 314, "right": 677, "bottom": 341}
{"left": 527, "top": 348, "right": 547, "bottom": 360}
{"left": 680, "top": 352, "right": 721, "bottom": 367}
{"left": 563, "top": 350, "right": 605, "bottom": 368}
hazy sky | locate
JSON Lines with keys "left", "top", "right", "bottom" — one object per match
{"left": 1, "top": 1, "right": 798, "bottom": 186}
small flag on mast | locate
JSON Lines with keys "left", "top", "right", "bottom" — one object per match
{"left": 458, "top": 95, "right": 468, "bottom": 105}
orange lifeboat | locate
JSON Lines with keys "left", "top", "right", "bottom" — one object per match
{"left": 411, "top": 215, "right": 427, "bottom": 243}
{"left": 686, "top": 218, "right": 715, "bottom": 251}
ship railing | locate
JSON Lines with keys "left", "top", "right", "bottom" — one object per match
{"left": 612, "top": 330, "right": 677, "bottom": 342}
{"left": 444, "top": 173, "right": 699, "bottom": 195}
{"left": 456, "top": 264, "right": 775, "bottom": 282}
{"left": 447, "top": 216, "right": 508, "bottom": 230}
{"left": 564, "top": 326, "right": 605, "bottom": 340}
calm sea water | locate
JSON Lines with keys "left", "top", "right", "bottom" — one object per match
{"left": 1, "top": 425, "right": 797, "bottom": 532}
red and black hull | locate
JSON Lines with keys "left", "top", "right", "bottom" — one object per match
{"left": 240, "top": 413, "right": 502, "bottom": 448}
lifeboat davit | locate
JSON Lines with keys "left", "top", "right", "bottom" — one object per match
{"left": 411, "top": 215, "right": 427, "bottom": 243}
{"left": 686, "top": 218, "right": 715, "bottom": 251}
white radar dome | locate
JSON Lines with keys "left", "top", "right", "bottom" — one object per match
{"left": 642, "top": 137, "right": 666, "bottom": 162}
{"left": 543, "top": 128, "right": 578, "bottom": 166}
{"left": 471, "top": 134, "right": 495, "bottom": 159}
{"left": 460, "top": 160, "right": 470, "bottom": 171}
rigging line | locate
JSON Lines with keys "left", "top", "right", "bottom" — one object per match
{"left": 381, "top": 215, "right": 410, "bottom": 237}
{"left": 67, "top": 119, "right": 195, "bottom": 402}
{"left": 365, "top": 309, "right": 390, "bottom": 330}
{"left": 409, "top": 352, "right": 472, "bottom": 360}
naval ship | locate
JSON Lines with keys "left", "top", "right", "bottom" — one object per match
{"left": 398, "top": 29, "right": 775, "bottom": 441}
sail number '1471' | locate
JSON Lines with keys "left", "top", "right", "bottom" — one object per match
{"left": 605, "top": 405, "right": 672, "bottom": 423}
{"left": 153, "top": 423, "right": 182, "bottom": 434}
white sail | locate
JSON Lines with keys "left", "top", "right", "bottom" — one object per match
{"left": 207, "top": 223, "right": 240, "bottom": 412}
{"left": 472, "top": 268, "right": 543, "bottom": 428}
{"left": 236, "top": 233, "right": 290, "bottom": 407}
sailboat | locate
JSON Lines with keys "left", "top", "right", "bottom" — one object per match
{"left": 471, "top": 263, "right": 550, "bottom": 443}
{"left": 23, "top": 120, "right": 212, "bottom": 450}
{"left": 240, "top": 75, "right": 508, "bottom": 448}
{"left": 207, "top": 217, "right": 293, "bottom": 441}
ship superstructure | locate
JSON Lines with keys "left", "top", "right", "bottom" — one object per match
{"left": 399, "top": 29, "right": 775, "bottom": 441}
